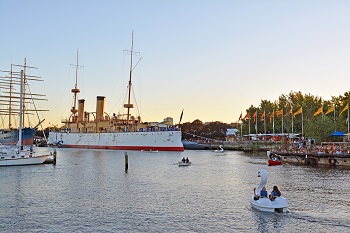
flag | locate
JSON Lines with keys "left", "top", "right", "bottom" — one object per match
{"left": 294, "top": 107, "right": 302, "bottom": 116}
{"left": 270, "top": 110, "right": 274, "bottom": 123}
{"left": 260, "top": 111, "right": 265, "bottom": 121}
{"left": 179, "top": 109, "right": 184, "bottom": 124}
{"left": 325, "top": 106, "right": 335, "bottom": 115}
{"left": 238, "top": 112, "right": 242, "bottom": 121}
{"left": 276, "top": 109, "right": 283, "bottom": 117}
{"left": 253, "top": 111, "right": 257, "bottom": 122}
{"left": 243, "top": 112, "right": 250, "bottom": 119}
{"left": 340, "top": 104, "right": 348, "bottom": 115}
{"left": 313, "top": 106, "right": 323, "bottom": 117}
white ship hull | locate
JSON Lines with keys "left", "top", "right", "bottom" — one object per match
{"left": 48, "top": 131, "right": 184, "bottom": 151}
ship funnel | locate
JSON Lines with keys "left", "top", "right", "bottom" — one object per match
{"left": 78, "top": 99, "right": 85, "bottom": 122}
{"left": 96, "top": 96, "right": 105, "bottom": 121}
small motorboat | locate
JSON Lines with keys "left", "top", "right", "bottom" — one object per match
{"left": 250, "top": 169, "right": 288, "bottom": 213}
{"left": 178, "top": 161, "right": 192, "bottom": 166}
{"left": 267, "top": 151, "right": 282, "bottom": 166}
{"left": 179, "top": 157, "right": 191, "bottom": 166}
{"left": 268, "top": 159, "right": 282, "bottom": 166}
{"left": 214, "top": 145, "right": 224, "bottom": 153}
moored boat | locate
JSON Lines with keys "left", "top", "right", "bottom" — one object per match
{"left": 182, "top": 140, "right": 210, "bottom": 150}
{"left": 0, "top": 128, "right": 36, "bottom": 145}
{"left": 48, "top": 35, "right": 183, "bottom": 152}
{"left": 0, "top": 70, "right": 52, "bottom": 166}
{"left": 268, "top": 142, "right": 350, "bottom": 166}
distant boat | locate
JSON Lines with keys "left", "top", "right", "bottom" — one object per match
{"left": 48, "top": 35, "right": 183, "bottom": 152}
{"left": 179, "top": 157, "right": 191, "bottom": 166}
{"left": 182, "top": 140, "right": 210, "bottom": 150}
{"left": 214, "top": 145, "right": 224, "bottom": 153}
{"left": 0, "top": 70, "right": 51, "bottom": 166}
{"left": 178, "top": 161, "right": 191, "bottom": 166}
{"left": 267, "top": 151, "right": 282, "bottom": 166}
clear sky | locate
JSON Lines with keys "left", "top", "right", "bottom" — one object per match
{"left": 1, "top": 1, "right": 350, "bottom": 128}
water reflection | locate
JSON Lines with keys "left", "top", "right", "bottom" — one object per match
{"left": 1, "top": 148, "right": 350, "bottom": 232}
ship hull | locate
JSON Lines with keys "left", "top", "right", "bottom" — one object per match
{"left": 0, "top": 128, "right": 36, "bottom": 146}
{"left": 48, "top": 131, "right": 184, "bottom": 151}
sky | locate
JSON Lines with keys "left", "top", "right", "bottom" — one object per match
{"left": 1, "top": 1, "right": 350, "bottom": 128}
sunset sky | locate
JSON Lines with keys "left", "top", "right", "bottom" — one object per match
{"left": 1, "top": 1, "right": 350, "bottom": 128}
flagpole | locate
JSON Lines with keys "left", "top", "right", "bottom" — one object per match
{"left": 334, "top": 104, "right": 336, "bottom": 132}
{"left": 282, "top": 109, "right": 284, "bottom": 135}
{"left": 302, "top": 107, "right": 304, "bottom": 138}
{"left": 347, "top": 102, "right": 349, "bottom": 138}
{"left": 291, "top": 107, "right": 294, "bottom": 137}
{"left": 264, "top": 110, "right": 266, "bottom": 141}
{"left": 240, "top": 121, "right": 242, "bottom": 139}
{"left": 272, "top": 110, "right": 275, "bottom": 134}
{"left": 248, "top": 114, "right": 251, "bottom": 139}
{"left": 256, "top": 111, "right": 258, "bottom": 135}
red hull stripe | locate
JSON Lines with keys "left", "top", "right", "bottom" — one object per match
{"left": 61, "top": 144, "right": 184, "bottom": 151}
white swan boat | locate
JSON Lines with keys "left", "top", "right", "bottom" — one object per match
{"left": 250, "top": 169, "right": 288, "bottom": 213}
{"left": 214, "top": 145, "right": 224, "bottom": 153}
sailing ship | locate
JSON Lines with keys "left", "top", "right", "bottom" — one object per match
{"left": 0, "top": 70, "right": 51, "bottom": 166}
{"left": 48, "top": 34, "right": 184, "bottom": 151}
{"left": 0, "top": 59, "right": 46, "bottom": 145}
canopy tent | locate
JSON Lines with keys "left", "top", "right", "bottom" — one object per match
{"left": 330, "top": 131, "right": 346, "bottom": 137}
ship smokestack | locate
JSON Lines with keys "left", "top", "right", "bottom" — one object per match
{"left": 96, "top": 96, "right": 105, "bottom": 121}
{"left": 78, "top": 99, "right": 85, "bottom": 122}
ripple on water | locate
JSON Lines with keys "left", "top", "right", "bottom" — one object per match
{"left": 0, "top": 148, "right": 350, "bottom": 232}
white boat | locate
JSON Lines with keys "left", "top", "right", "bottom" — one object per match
{"left": 250, "top": 169, "right": 288, "bottom": 213}
{"left": 0, "top": 146, "right": 49, "bottom": 166}
{"left": 178, "top": 161, "right": 192, "bottom": 166}
{"left": 214, "top": 145, "right": 224, "bottom": 153}
{"left": 0, "top": 70, "right": 51, "bottom": 166}
{"left": 48, "top": 35, "right": 184, "bottom": 152}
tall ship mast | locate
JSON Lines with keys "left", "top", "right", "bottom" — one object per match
{"left": 48, "top": 34, "right": 183, "bottom": 151}
{"left": 0, "top": 58, "right": 47, "bottom": 145}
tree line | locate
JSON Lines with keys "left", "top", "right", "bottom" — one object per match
{"left": 180, "top": 91, "right": 350, "bottom": 143}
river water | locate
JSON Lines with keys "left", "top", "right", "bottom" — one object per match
{"left": 1, "top": 148, "right": 350, "bottom": 232}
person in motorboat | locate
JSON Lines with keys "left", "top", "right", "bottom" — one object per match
{"left": 269, "top": 186, "right": 282, "bottom": 201}
{"left": 253, "top": 186, "right": 268, "bottom": 200}
{"left": 182, "top": 157, "right": 186, "bottom": 162}
{"left": 185, "top": 157, "right": 189, "bottom": 163}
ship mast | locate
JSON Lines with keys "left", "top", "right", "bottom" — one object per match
{"left": 71, "top": 49, "right": 81, "bottom": 119}
{"left": 9, "top": 64, "right": 13, "bottom": 129}
{"left": 124, "top": 32, "right": 135, "bottom": 125}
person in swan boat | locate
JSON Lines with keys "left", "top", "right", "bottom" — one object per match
{"left": 269, "top": 186, "right": 282, "bottom": 200}
{"left": 253, "top": 186, "right": 268, "bottom": 200}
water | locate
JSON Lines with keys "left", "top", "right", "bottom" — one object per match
{"left": 1, "top": 148, "right": 350, "bottom": 232}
